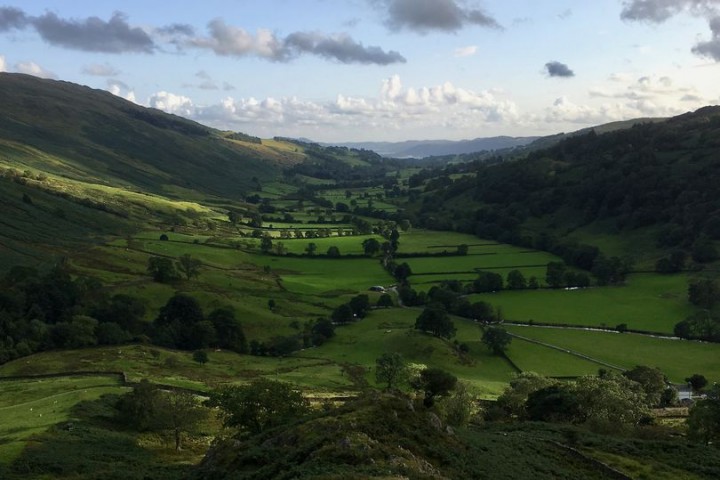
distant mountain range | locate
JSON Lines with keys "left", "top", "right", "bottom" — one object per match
{"left": 325, "top": 136, "right": 541, "bottom": 158}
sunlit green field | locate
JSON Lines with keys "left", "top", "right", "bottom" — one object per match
{"left": 505, "top": 325, "right": 720, "bottom": 383}
{"left": 504, "top": 336, "right": 606, "bottom": 378}
{"left": 470, "top": 273, "right": 694, "bottom": 334}
{"left": 264, "top": 256, "right": 394, "bottom": 295}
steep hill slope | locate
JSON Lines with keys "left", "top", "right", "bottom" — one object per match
{"left": 0, "top": 73, "right": 284, "bottom": 198}
{"left": 407, "top": 106, "right": 720, "bottom": 265}
{"left": 0, "top": 74, "right": 304, "bottom": 267}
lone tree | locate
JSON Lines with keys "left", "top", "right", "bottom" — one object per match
{"left": 412, "top": 367, "right": 457, "bottom": 407}
{"left": 415, "top": 306, "right": 456, "bottom": 339}
{"left": 686, "top": 373, "right": 708, "bottom": 393}
{"left": 116, "top": 380, "right": 207, "bottom": 451}
{"left": 375, "top": 352, "right": 408, "bottom": 390}
{"left": 482, "top": 326, "right": 512, "bottom": 355}
{"left": 206, "top": 379, "right": 309, "bottom": 435}
{"left": 147, "top": 256, "right": 179, "bottom": 283}
{"left": 362, "top": 238, "right": 381, "bottom": 256}
{"left": 176, "top": 254, "right": 202, "bottom": 280}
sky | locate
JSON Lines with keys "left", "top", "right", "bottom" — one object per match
{"left": 1, "top": 0, "right": 719, "bottom": 142}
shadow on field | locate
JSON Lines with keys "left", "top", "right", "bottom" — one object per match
{"left": 7, "top": 395, "right": 188, "bottom": 480}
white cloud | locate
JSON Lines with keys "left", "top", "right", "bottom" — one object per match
{"left": 107, "top": 79, "right": 137, "bottom": 103}
{"left": 15, "top": 61, "right": 56, "bottom": 79}
{"left": 148, "top": 91, "right": 195, "bottom": 116}
{"left": 454, "top": 45, "right": 477, "bottom": 57}
{"left": 0, "top": 55, "right": 5, "bottom": 72}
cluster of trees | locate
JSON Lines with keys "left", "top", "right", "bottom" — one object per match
{"left": 248, "top": 318, "right": 335, "bottom": 357}
{"left": 490, "top": 367, "right": 677, "bottom": 430}
{"left": 147, "top": 254, "right": 201, "bottom": 283}
{"left": 151, "top": 295, "right": 247, "bottom": 352}
{"left": 374, "top": 353, "right": 475, "bottom": 425}
{"left": 0, "top": 264, "right": 149, "bottom": 363}
{"left": 331, "top": 295, "right": 371, "bottom": 324}
{"left": 398, "top": 282, "right": 504, "bottom": 326}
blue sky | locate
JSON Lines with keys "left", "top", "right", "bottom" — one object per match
{"left": 1, "top": 0, "right": 719, "bottom": 141}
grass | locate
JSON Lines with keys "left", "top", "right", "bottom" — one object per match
{"left": 470, "top": 273, "right": 695, "bottom": 334}
{"left": 505, "top": 325, "right": 720, "bottom": 383}
{"left": 504, "top": 336, "right": 604, "bottom": 377}
{"left": 263, "top": 256, "right": 395, "bottom": 296}
{"left": 0, "top": 376, "right": 127, "bottom": 464}
{"left": 297, "top": 308, "right": 518, "bottom": 398}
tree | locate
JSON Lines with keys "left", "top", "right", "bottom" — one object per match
{"left": 496, "top": 372, "right": 556, "bottom": 419}
{"left": 193, "top": 350, "right": 209, "bottom": 364}
{"left": 326, "top": 246, "right": 341, "bottom": 257}
{"left": 688, "top": 278, "right": 719, "bottom": 309}
{"left": 688, "top": 386, "right": 720, "bottom": 445}
{"left": 412, "top": 367, "right": 457, "bottom": 407}
{"left": 260, "top": 236, "right": 273, "bottom": 253}
{"left": 208, "top": 307, "right": 247, "bottom": 353}
{"left": 147, "top": 256, "right": 179, "bottom": 283}
{"left": 349, "top": 294, "right": 371, "bottom": 319}
{"left": 686, "top": 373, "right": 708, "bottom": 393}
{"left": 375, "top": 352, "right": 408, "bottom": 390}
{"left": 415, "top": 306, "right": 456, "bottom": 339}
{"left": 474, "top": 271, "right": 503, "bottom": 292}
{"left": 305, "top": 242, "right": 317, "bottom": 256}
{"left": 176, "top": 254, "right": 202, "bottom": 280}
{"left": 572, "top": 374, "right": 651, "bottom": 427}
{"left": 377, "top": 293, "right": 394, "bottom": 308}
{"left": 206, "top": 379, "right": 309, "bottom": 434}
{"left": 623, "top": 365, "right": 667, "bottom": 407}
{"left": 506, "top": 269, "right": 527, "bottom": 290}
{"left": 526, "top": 385, "right": 581, "bottom": 423}
{"left": 393, "top": 262, "right": 412, "bottom": 282}
{"left": 154, "top": 294, "right": 206, "bottom": 349}
{"left": 331, "top": 303, "right": 354, "bottom": 324}
{"left": 482, "top": 326, "right": 511, "bottom": 355}
{"left": 545, "top": 262, "right": 566, "bottom": 289}
{"left": 469, "top": 301, "right": 495, "bottom": 323}
{"left": 154, "top": 390, "right": 208, "bottom": 451}
{"left": 457, "top": 244, "right": 469, "bottom": 256}
{"left": 362, "top": 238, "right": 381, "bottom": 256}
{"left": 311, "top": 318, "right": 335, "bottom": 344}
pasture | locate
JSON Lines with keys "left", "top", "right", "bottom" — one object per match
{"left": 470, "top": 273, "right": 694, "bottom": 334}
{"left": 504, "top": 337, "right": 605, "bottom": 378}
{"left": 505, "top": 325, "right": 720, "bottom": 383}
{"left": 0, "top": 375, "right": 126, "bottom": 464}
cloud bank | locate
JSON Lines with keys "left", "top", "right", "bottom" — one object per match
{"left": 187, "top": 19, "right": 406, "bottom": 64}
{"left": 147, "top": 75, "right": 517, "bottom": 140}
{"left": 0, "top": 7, "right": 405, "bottom": 65}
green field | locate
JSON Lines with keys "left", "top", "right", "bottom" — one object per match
{"left": 264, "top": 256, "right": 394, "bottom": 296}
{"left": 0, "top": 376, "right": 127, "bottom": 463}
{"left": 504, "top": 336, "right": 607, "bottom": 378}
{"left": 470, "top": 273, "right": 695, "bottom": 334}
{"left": 505, "top": 325, "right": 720, "bottom": 383}
{"left": 397, "top": 230, "right": 498, "bottom": 253}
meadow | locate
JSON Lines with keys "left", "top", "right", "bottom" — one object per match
{"left": 505, "top": 325, "right": 720, "bottom": 383}
{"left": 0, "top": 376, "right": 127, "bottom": 464}
{"left": 470, "top": 273, "right": 695, "bottom": 334}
